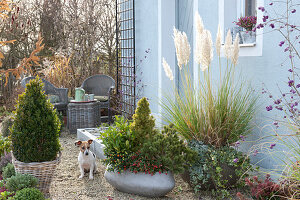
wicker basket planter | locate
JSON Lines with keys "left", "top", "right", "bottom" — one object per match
{"left": 12, "top": 152, "right": 62, "bottom": 194}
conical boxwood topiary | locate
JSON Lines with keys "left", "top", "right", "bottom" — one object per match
{"left": 10, "top": 77, "right": 61, "bottom": 163}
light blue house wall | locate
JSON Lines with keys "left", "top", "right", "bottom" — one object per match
{"left": 135, "top": 0, "right": 176, "bottom": 123}
{"left": 135, "top": 0, "right": 298, "bottom": 172}
{"left": 176, "top": 0, "right": 194, "bottom": 87}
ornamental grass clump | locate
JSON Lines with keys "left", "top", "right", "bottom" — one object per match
{"left": 161, "top": 12, "right": 256, "bottom": 198}
{"left": 10, "top": 77, "right": 61, "bottom": 162}
{"left": 162, "top": 12, "right": 257, "bottom": 148}
{"left": 100, "top": 97, "right": 196, "bottom": 175}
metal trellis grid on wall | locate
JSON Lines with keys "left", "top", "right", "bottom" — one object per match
{"left": 116, "top": 0, "right": 136, "bottom": 118}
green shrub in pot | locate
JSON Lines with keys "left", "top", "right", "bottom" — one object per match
{"left": 100, "top": 97, "right": 196, "bottom": 175}
{"left": 133, "top": 124, "right": 196, "bottom": 175}
{"left": 100, "top": 115, "right": 137, "bottom": 172}
{"left": 188, "top": 140, "right": 252, "bottom": 198}
{"left": 10, "top": 77, "right": 61, "bottom": 162}
{"left": 130, "top": 97, "right": 158, "bottom": 146}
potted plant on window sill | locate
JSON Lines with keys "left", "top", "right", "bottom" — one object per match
{"left": 235, "top": 15, "right": 257, "bottom": 44}
{"left": 10, "top": 77, "right": 61, "bottom": 194}
{"left": 99, "top": 98, "right": 196, "bottom": 197}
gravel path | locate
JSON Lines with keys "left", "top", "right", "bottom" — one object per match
{"left": 48, "top": 130, "right": 218, "bottom": 200}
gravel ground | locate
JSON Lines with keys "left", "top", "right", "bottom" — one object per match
{"left": 49, "top": 130, "right": 242, "bottom": 200}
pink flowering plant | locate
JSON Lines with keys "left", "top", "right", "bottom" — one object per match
{"left": 235, "top": 16, "right": 257, "bottom": 31}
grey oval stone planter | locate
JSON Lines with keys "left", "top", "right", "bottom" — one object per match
{"left": 104, "top": 170, "right": 175, "bottom": 197}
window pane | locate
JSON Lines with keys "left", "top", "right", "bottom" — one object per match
{"left": 245, "top": 0, "right": 256, "bottom": 16}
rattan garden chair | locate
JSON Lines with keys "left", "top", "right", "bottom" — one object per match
{"left": 21, "top": 77, "right": 69, "bottom": 113}
{"left": 81, "top": 74, "right": 115, "bottom": 123}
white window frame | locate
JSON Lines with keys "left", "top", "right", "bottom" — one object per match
{"left": 219, "top": 0, "right": 264, "bottom": 57}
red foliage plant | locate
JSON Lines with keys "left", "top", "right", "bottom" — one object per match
{"left": 242, "top": 174, "right": 281, "bottom": 200}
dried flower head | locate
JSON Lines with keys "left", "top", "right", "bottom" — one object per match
{"left": 182, "top": 32, "right": 191, "bottom": 66}
{"left": 231, "top": 34, "right": 240, "bottom": 65}
{"left": 162, "top": 57, "right": 174, "bottom": 80}
{"left": 216, "top": 24, "right": 222, "bottom": 57}
{"left": 224, "top": 30, "right": 233, "bottom": 59}
{"left": 195, "top": 12, "right": 204, "bottom": 35}
{"left": 173, "top": 27, "right": 190, "bottom": 69}
{"left": 200, "top": 30, "right": 213, "bottom": 71}
{"left": 195, "top": 30, "right": 202, "bottom": 65}
{"left": 195, "top": 12, "right": 205, "bottom": 66}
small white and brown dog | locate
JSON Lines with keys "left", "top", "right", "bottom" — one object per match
{"left": 75, "top": 140, "right": 97, "bottom": 179}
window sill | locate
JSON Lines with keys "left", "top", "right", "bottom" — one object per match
{"left": 239, "top": 43, "right": 256, "bottom": 47}
{"left": 222, "top": 42, "right": 256, "bottom": 47}
{"left": 221, "top": 43, "right": 256, "bottom": 47}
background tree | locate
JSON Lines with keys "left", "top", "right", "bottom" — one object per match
{"left": 0, "top": 0, "right": 119, "bottom": 110}
{"left": 40, "top": 0, "right": 64, "bottom": 56}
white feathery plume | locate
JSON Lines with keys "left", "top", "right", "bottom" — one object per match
{"left": 182, "top": 32, "right": 191, "bottom": 66}
{"left": 195, "top": 12, "right": 204, "bottom": 65}
{"left": 162, "top": 58, "right": 174, "bottom": 80}
{"left": 195, "top": 30, "right": 202, "bottom": 65}
{"left": 195, "top": 12, "right": 204, "bottom": 35}
{"left": 224, "top": 30, "right": 233, "bottom": 59}
{"left": 173, "top": 27, "right": 184, "bottom": 68}
{"left": 173, "top": 27, "right": 190, "bottom": 69}
{"left": 231, "top": 34, "right": 240, "bottom": 66}
{"left": 200, "top": 30, "right": 213, "bottom": 71}
{"left": 216, "top": 24, "right": 222, "bottom": 57}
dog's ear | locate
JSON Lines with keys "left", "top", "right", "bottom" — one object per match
{"left": 75, "top": 141, "right": 82, "bottom": 146}
{"left": 87, "top": 139, "right": 93, "bottom": 144}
